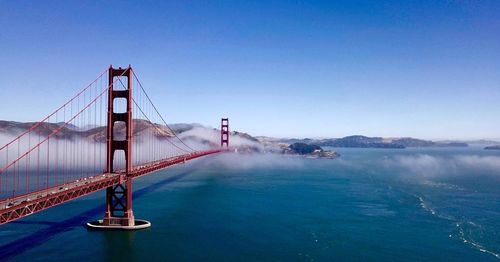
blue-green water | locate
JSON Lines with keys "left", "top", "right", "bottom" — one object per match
{"left": 0, "top": 148, "right": 499, "bottom": 261}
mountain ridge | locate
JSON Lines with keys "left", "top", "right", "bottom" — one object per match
{"left": 2, "top": 120, "right": 492, "bottom": 149}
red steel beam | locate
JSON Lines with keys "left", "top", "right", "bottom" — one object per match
{"left": 0, "top": 175, "right": 120, "bottom": 225}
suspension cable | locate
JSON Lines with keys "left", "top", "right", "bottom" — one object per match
{"left": 131, "top": 70, "right": 197, "bottom": 152}
{"left": 114, "top": 76, "right": 193, "bottom": 154}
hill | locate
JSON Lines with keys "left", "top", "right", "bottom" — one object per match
{"left": 0, "top": 120, "right": 472, "bottom": 152}
{"left": 262, "top": 136, "right": 469, "bottom": 149}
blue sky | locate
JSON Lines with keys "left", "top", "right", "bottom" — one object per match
{"left": 1, "top": 1, "right": 499, "bottom": 139}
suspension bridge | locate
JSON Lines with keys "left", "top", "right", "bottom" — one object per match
{"left": 0, "top": 66, "right": 230, "bottom": 229}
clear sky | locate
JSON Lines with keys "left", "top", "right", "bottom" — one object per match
{"left": 1, "top": 1, "right": 499, "bottom": 140}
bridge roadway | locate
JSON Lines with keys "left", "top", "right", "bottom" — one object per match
{"left": 0, "top": 149, "right": 225, "bottom": 225}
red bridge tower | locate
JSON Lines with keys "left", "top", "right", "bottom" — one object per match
{"left": 103, "top": 66, "right": 135, "bottom": 227}
{"left": 88, "top": 65, "right": 150, "bottom": 229}
{"left": 221, "top": 118, "right": 229, "bottom": 148}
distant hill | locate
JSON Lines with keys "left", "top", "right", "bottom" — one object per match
{"left": 390, "top": 138, "right": 435, "bottom": 147}
{"left": 86, "top": 119, "right": 176, "bottom": 143}
{"left": 455, "top": 139, "right": 500, "bottom": 147}
{"left": 0, "top": 120, "right": 473, "bottom": 151}
{"left": 168, "top": 123, "right": 203, "bottom": 134}
{"left": 257, "top": 135, "right": 469, "bottom": 149}
{"left": 0, "top": 119, "right": 178, "bottom": 142}
{"left": 0, "top": 120, "right": 77, "bottom": 140}
{"left": 390, "top": 138, "right": 467, "bottom": 148}
{"left": 319, "top": 135, "right": 404, "bottom": 148}
{"left": 484, "top": 145, "right": 500, "bottom": 150}
{"left": 233, "top": 131, "right": 259, "bottom": 142}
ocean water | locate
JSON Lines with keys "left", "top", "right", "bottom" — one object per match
{"left": 0, "top": 148, "right": 499, "bottom": 261}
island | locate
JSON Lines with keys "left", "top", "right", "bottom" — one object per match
{"left": 484, "top": 145, "right": 500, "bottom": 150}
{"left": 282, "top": 143, "right": 340, "bottom": 159}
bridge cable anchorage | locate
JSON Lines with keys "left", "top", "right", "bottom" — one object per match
{"left": 0, "top": 65, "right": 227, "bottom": 226}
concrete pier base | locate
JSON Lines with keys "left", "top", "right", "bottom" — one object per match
{"left": 86, "top": 219, "right": 151, "bottom": 230}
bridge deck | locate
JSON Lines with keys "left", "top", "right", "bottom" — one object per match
{"left": 0, "top": 149, "right": 224, "bottom": 225}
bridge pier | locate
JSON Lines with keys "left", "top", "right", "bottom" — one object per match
{"left": 103, "top": 179, "right": 135, "bottom": 227}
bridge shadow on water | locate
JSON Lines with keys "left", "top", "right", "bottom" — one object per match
{"left": 0, "top": 170, "right": 194, "bottom": 260}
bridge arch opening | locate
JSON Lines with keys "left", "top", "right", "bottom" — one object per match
{"left": 112, "top": 121, "right": 127, "bottom": 141}
{"left": 113, "top": 97, "right": 127, "bottom": 114}
{"left": 112, "top": 149, "right": 126, "bottom": 171}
